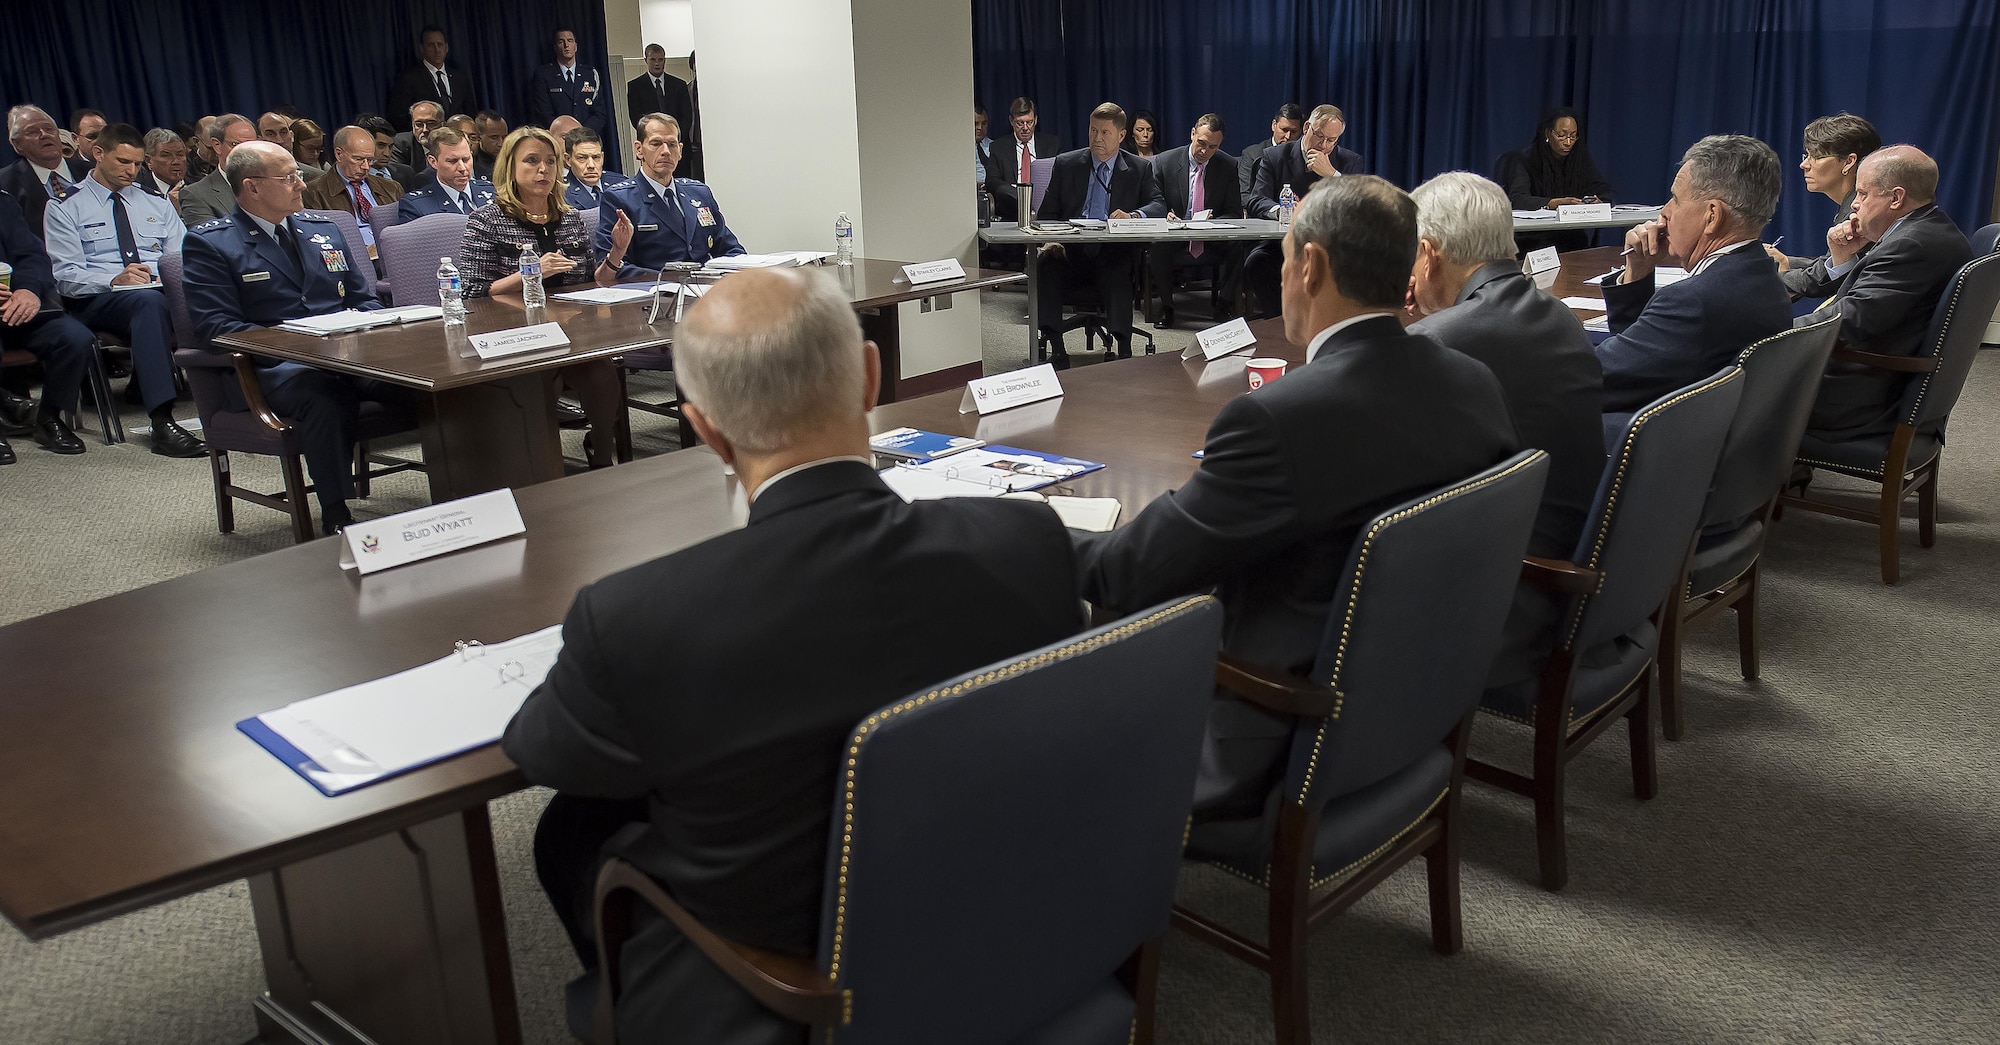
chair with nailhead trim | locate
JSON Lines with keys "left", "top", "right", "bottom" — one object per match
{"left": 591, "top": 595, "right": 1224, "bottom": 1045}
{"left": 1171, "top": 449, "right": 1549, "bottom": 1045}
{"left": 1470, "top": 366, "right": 1744, "bottom": 892}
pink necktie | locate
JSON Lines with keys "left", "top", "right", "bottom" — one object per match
{"left": 1019, "top": 140, "right": 1031, "bottom": 185}
{"left": 1189, "top": 162, "right": 1206, "bottom": 258}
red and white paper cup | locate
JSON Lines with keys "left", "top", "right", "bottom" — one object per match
{"left": 1246, "top": 357, "right": 1288, "bottom": 390}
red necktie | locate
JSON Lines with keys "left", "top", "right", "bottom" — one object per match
{"left": 348, "top": 179, "right": 372, "bottom": 223}
{"left": 1189, "top": 162, "right": 1206, "bottom": 258}
{"left": 1019, "top": 140, "right": 1031, "bottom": 185}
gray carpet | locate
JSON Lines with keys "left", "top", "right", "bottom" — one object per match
{"left": 4, "top": 286, "right": 1997, "bottom": 1044}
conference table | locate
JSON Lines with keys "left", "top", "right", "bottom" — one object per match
{"left": 213, "top": 260, "right": 1024, "bottom": 504}
{"left": 978, "top": 209, "right": 1653, "bottom": 358}
{"left": 0, "top": 247, "right": 1620, "bottom": 1045}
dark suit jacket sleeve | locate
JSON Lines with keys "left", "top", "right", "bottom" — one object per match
{"left": 0, "top": 192, "right": 55, "bottom": 300}
{"left": 1809, "top": 226, "right": 1965, "bottom": 353}
{"left": 182, "top": 233, "right": 261, "bottom": 349}
{"left": 1336, "top": 146, "right": 1366, "bottom": 175}
{"left": 1074, "top": 392, "right": 1302, "bottom": 611}
{"left": 1498, "top": 151, "right": 1547, "bottom": 210}
{"left": 501, "top": 588, "right": 652, "bottom": 797}
{"left": 1246, "top": 149, "right": 1284, "bottom": 220}
{"left": 1036, "top": 156, "right": 1074, "bottom": 220}
{"left": 529, "top": 68, "right": 556, "bottom": 126}
{"left": 1237, "top": 145, "right": 1262, "bottom": 200}
{"left": 1213, "top": 154, "right": 1245, "bottom": 218}
{"left": 1595, "top": 272, "right": 1702, "bottom": 411}
{"left": 1132, "top": 160, "right": 1168, "bottom": 219}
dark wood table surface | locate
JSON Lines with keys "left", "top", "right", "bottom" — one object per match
{"left": 0, "top": 247, "right": 1611, "bottom": 1044}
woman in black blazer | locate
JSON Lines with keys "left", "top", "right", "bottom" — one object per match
{"left": 1502, "top": 107, "right": 1617, "bottom": 252}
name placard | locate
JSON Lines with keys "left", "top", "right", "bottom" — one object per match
{"left": 1108, "top": 217, "right": 1170, "bottom": 235}
{"left": 469, "top": 322, "right": 570, "bottom": 359}
{"left": 1182, "top": 316, "right": 1257, "bottom": 361}
{"left": 1523, "top": 246, "right": 1561, "bottom": 275}
{"left": 902, "top": 258, "right": 968, "bottom": 285}
{"left": 1556, "top": 202, "right": 1614, "bottom": 221}
{"left": 960, "top": 363, "right": 1064, "bottom": 415}
{"left": 339, "top": 489, "right": 527, "bottom": 575}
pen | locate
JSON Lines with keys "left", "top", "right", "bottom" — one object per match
{"left": 1619, "top": 246, "right": 1638, "bottom": 257}
{"left": 1770, "top": 236, "right": 1784, "bottom": 249}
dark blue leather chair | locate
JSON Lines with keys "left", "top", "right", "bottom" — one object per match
{"left": 1784, "top": 251, "right": 2000, "bottom": 583}
{"left": 1657, "top": 315, "right": 1840, "bottom": 740}
{"left": 591, "top": 595, "right": 1223, "bottom": 1045}
{"left": 1470, "top": 366, "right": 1745, "bottom": 891}
{"left": 1173, "top": 450, "right": 1550, "bottom": 1045}
{"left": 1970, "top": 222, "right": 2000, "bottom": 257}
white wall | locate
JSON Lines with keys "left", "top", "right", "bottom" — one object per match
{"left": 640, "top": 0, "right": 696, "bottom": 56}
{"left": 690, "top": 0, "right": 981, "bottom": 382}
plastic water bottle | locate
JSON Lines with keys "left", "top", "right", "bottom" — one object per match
{"left": 834, "top": 212, "right": 855, "bottom": 266}
{"left": 518, "top": 243, "right": 546, "bottom": 309}
{"left": 437, "top": 257, "right": 465, "bottom": 325}
{"left": 1278, "top": 184, "right": 1296, "bottom": 228}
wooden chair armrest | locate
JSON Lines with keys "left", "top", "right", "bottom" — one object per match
{"left": 1830, "top": 347, "right": 1939, "bottom": 373}
{"left": 228, "top": 352, "right": 291, "bottom": 434}
{"left": 1215, "top": 653, "right": 1338, "bottom": 717}
{"left": 1522, "top": 555, "right": 1599, "bottom": 594}
{"left": 593, "top": 858, "right": 841, "bottom": 1044}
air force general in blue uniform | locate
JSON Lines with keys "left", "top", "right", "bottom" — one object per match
{"left": 183, "top": 206, "right": 414, "bottom": 533}
{"left": 594, "top": 171, "right": 743, "bottom": 282}
{"left": 395, "top": 177, "right": 496, "bottom": 223}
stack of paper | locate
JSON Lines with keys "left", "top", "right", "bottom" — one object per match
{"left": 553, "top": 285, "right": 658, "bottom": 305}
{"left": 871, "top": 427, "right": 984, "bottom": 463}
{"left": 280, "top": 305, "right": 443, "bottom": 337}
{"left": 879, "top": 446, "right": 1104, "bottom": 501}
{"left": 1513, "top": 209, "right": 1558, "bottom": 219}
{"left": 703, "top": 251, "right": 835, "bottom": 271}
{"left": 238, "top": 626, "right": 564, "bottom": 795}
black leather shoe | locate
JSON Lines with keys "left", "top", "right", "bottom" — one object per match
{"left": 150, "top": 417, "right": 206, "bottom": 458}
{"left": 0, "top": 436, "right": 14, "bottom": 465}
{"left": 1158, "top": 306, "right": 1176, "bottom": 328}
{"left": 1049, "top": 353, "right": 1072, "bottom": 371}
{"left": 0, "top": 391, "right": 32, "bottom": 434}
{"left": 106, "top": 358, "right": 131, "bottom": 380}
{"left": 33, "top": 414, "right": 84, "bottom": 455}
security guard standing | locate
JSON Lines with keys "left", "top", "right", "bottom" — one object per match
{"left": 42, "top": 122, "right": 204, "bottom": 456}
{"left": 594, "top": 113, "right": 743, "bottom": 282}
{"left": 182, "top": 141, "right": 413, "bottom": 535}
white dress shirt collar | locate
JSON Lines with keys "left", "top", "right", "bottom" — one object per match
{"left": 1304, "top": 311, "right": 1400, "bottom": 363}
{"left": 1689, "top": 237, "right": 1755, "bottom": 277}
{"left": 245, "top": 211, "right": 286, "bottom": 239}
{"left": 425, "top": 60, "right": 447, "bottom": 76}
{"left": 641, "top": 171, "right": 674, "bottom": 199}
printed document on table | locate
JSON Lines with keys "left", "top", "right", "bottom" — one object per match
{"left": 1560, "top": 297, "right": 1609, "bottom": 311}
{"left": 554, "top": 286, "right": 657, "bottom": 304}
{"left": 240, "top": 626, "right": 564, "bottom": 795}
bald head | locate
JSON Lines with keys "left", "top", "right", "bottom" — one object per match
{"left": 674, "top": 268, "right": 871, "bottom": 457}
{"left": 1860, "top": 144, "right": 1938, "bottom": 206}
{"left": 548, "top": 115, "right": 581, "bottom": 140}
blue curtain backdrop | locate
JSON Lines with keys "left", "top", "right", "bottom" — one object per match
{"left": 0, "top": 0, "right": 609, "bottom": 162}
{"left": 973, "top": 0, "right": 2000, "bottom": 250}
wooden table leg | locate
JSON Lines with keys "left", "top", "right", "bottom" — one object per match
{"left": 857, "top": 306, "right": 903, "bottom": 404}
{"left": 248, "top": 807, "right": 521, "bottom": 1045}
{"left": 416, "top": 374, "right": 564, "bottom": 502}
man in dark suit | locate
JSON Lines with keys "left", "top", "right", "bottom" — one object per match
{"left": 1599, "top": 135, "right": 1795, "bottom": 417}
{"left": 179, "top": 114, "right": 257, "bottom": 227}
{"left": 1789, "top": 145, "right": 1972, "bottom": 438}
{"left": 595, "top": 114, "right": 743, "bottom": 280}
{"left": 626, "top": 44, "right": 693, "bottom": 137}
{"left": 1148, "top": 113, "right": 1245, "bottom": 325}
{"left": 1242, "top": 104, "right": 1366, "bottom": 318}
{"left": 1236, "top": 103, "right": 1303, "bottom": 201}
{"left": 389, "top": 101, "right": 446, "bottom": 171}
{"left": 1073, "top": 176, "right": 1520, "bottom": 818}
{"left": 385, "top": 26, "right": 477, "bottom": 132}
{"left": 1034, "top": 102, "right": 1165, "bottom": 365}
{"left": 530, "top": 28, "right": 617, "bottom": 157}
{"left": 1407, "top": 171, "right": 1606, "bottom": 685}
{"left": 0, "top": 190, "right": 95, "bottom": 463}
{"left": 503, "top": 265, "right": 1084, "bottom": 1043}
{"left": 985, "top": 96, "right": 1060, "bottom": 223}
{"left": 393, "top": 128, "right": 495, "bottom": 223}
{"left": 359, "top": 116, "right": 415, "bottom": 187}
{"left": 183, "top": 142, "right": 413, "bottom": 534}
{"left": 2, "top": 105, "right": 94, "bottom": 235}
{"left": 137, "top": 128, "right": 189, "bottom": 215}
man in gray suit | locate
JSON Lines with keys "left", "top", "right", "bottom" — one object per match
{"left": 1407, "top": 171, "right": 1606, "bottom": 686}
{"left": 1791, "top": 145, "right": 1971, "bottom": 437}
{"left": 179, "top": 114, "right": 257, "bottom": 226}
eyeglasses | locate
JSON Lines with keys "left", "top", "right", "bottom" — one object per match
{"left": 1550, "top": 132, "right": 1580, "bottom": 143}
{"left": 1801, "top": 152, "right": 1835, "bottom": 163}
{"left": 248, "top": 172, "right": 306, "bottom": 186}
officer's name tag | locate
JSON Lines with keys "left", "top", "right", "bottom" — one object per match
{"left": 902, "top": 258, "right": 967, "bottom": 285}
{"left": 960, "top": 363, "right": 1064, "bottom": 415}
{"left": 636, "top": 224, "right": 659, "bottom": 231}
{"left": 241, "top": 271, "right": 271, "bottom": 282}
{"left": 469, "top": 321, "right": 571, "bottom": 359}
{"left": 1183, "top": 316, "right": 1256, "bottom": 361}
{"left": 1522, "top": 246, "right": 1561, "bottom": 275}
{"left": 339, "top": 488, "right": 526, "bottom": 575}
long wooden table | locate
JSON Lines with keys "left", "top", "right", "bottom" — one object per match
{"left": 0, "top": 248, "right": 1618, "bottom": 1045}
{"left": 213, "top": 260, "right": 1024, "bottom": 504}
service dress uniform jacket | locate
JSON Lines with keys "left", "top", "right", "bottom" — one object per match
{"left": 594, "top": 173, "right": 743, "bottom": 281}
{"left": 394, "top": 178, "right": 496, "bottom": 224}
